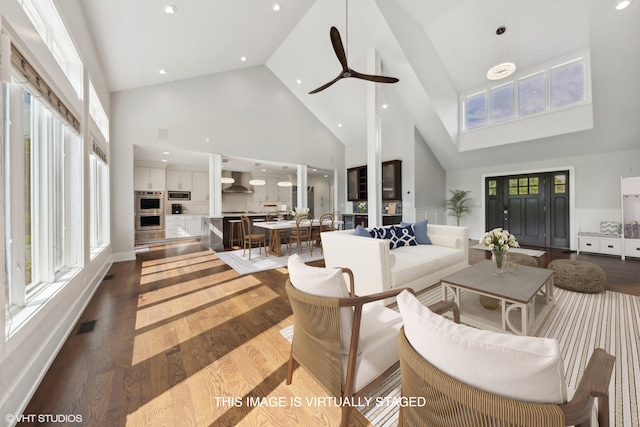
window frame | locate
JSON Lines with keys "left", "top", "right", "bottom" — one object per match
{"left": 461, "top": 50, "right": 590, "bottom": 132}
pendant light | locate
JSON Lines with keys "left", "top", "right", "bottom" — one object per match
{"left": 487, "top": 26, "right": 516, "bottom": 81}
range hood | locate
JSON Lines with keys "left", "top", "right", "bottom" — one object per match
{"left": 222, "top": 171, "right": 254, "bottom": 194}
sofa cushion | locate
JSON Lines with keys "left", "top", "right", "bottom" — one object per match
{"left": 390, "top": 245, "right": 463, "bottom": 286}
{"left": 401, "top": 220, "right": 431, "bottom": 245}
{"left": 287, "top": 254, "right": 354, "bottom": 356}
{"left": 370, "top": 225, "right": 400, "bottom": 249}
{"left": 393, "top": 225, "right": 418, "bottom": 247}
{"left": 397, "top": 290, "right": 567, "bottom": 404}
{"left": 353, "top": 224, "right": 371, "bottom": 238}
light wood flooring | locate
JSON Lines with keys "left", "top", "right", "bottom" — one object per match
{"left": 19, "top": 239, "right": 640, "bottom": 426}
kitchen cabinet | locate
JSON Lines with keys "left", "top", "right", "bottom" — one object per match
{"left": 192, "top": 171, "right": 209, "bottom": 201}
{"left": 166, "top": 170, "right": 193, "bottom": 191}
{"left": 134, "top": 167, "right": 166, "bottom": 191}
{"left": 347, "top": 166, "right": 367, "bottom": 201}
{"left": 347, "top": 160, "right": 402, "bottom": 201}
{"left": 165, "top": 215, "right": 186, "bottom": 238}
{"left": 382, "top": 160, "right": 402, "bottom": 201}
{"left": 252, "top": 176, "right": 290, "bottom": 202}
{"left": 166, "top": 215, "right": 202, "bottom": 238}
{"left": 186, "top": 215, "right": 202, "bottom": 236}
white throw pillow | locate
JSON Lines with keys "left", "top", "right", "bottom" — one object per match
{"left": 397, "top": 290, "right": 567, "bottom": 404}
{"left": 287, "top": 254, "right": 354, "bottom": 355}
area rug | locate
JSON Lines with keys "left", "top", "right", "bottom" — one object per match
{"left": 216, "top": 243, "right": 323, "bottom": 275}
{"left": 471, "top": 243, "right": 545, "bottom": 257}
{"left": 280, "top": 287, "right": 639, "bottom": 427}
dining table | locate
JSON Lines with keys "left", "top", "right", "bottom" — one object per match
{"left": 253, "top": 218, "right": 343, "bottom": 257}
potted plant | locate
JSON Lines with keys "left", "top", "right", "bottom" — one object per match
{"left": 445, "top": 189, "right": 472, "bottom": 226}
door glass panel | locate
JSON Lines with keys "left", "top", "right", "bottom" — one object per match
{"left": 488, "top": 179, "right": 497, "bottom": 196}
{"left": 554, "top": 174, "right": 567, "bottom": 194}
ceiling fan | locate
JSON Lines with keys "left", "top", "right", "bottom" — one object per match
{"left": 309, "top": 11, "right": 399, "bottom": 94}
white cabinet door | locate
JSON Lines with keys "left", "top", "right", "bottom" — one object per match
{"left": 166, "top": 170, "right": 193, "bottom": 191}
{"left": 135, "top": 167, "right": 166, "bottom": 191}
{"left": 192, "top": 172, "right": 209, "bottom": 201}
{"left": 186, "top": 216, "right": 202, "bottom": 236}
{"left": 252, "top": 176, "right": 267, "bottom": 201}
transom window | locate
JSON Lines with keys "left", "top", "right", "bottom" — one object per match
{"left": 462, "top": 56, "right": 587, "bottom": 131}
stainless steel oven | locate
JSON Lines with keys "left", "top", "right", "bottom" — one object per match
{"left": 135, "top": 213, "right": 165, "bottom": 231}
{"left": 135, "top": 191, "right": 164, "bottom": 213}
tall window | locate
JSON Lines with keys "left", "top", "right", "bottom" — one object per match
{"left": 90, "top": 147, "right": 109, "bottom": 255}
{"left": 4, "top": 80, "right": 82, "bottom": 307}
{"left": 89, "top": 82, "right": 109, "bottom": 142}
{"left": 16, "top": 0, "right": 83, "bottom": 98}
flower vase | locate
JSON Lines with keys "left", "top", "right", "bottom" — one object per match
{"left": 492, "top": 250, "right": 508, "bottom": 274}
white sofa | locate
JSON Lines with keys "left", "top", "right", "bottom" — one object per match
{"left": 321, "top": 224, "right": 469, "bottom": 298}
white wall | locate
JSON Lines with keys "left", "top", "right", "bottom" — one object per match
{"left": 110, "top": 65, "right": 345, "bottom": 259}
{"left": 0, "top": 0, "right": 112, "bottom": 420}
{"left": 446, "top": 148, "right": 640, "bottom": 248}
{"left": 414, "top": 129, "right": 446, "bottom": 224}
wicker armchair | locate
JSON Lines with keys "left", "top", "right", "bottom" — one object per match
{"left": 398, "top": 326, "right": 615, "bottom": 427}
{"left": 285, "top": 256, "right": 458, "bottom": 427}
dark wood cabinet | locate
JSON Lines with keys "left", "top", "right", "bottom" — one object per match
{"left": 382, "top": 160, "right": 402, "bottom": 201}
{"left": 347, "top": 166, "right": 368, "bottom": 201}
{"left": 347, "top": 160, "right": 401, "bottom": 201}
{"left": 354, "top": 214, "right": 368, "bottom": 228}
{"left": 383, "top": 215, "right": 403, "bottom": 226}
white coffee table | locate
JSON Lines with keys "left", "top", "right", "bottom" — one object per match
{"left": 440, "top": 260, "right": 554, "bottom": 336}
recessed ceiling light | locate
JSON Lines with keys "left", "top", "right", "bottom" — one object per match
{"left": 296, "top": 79, "right": 302, "bottom": 85}
{"left": 382, "top": 104, "right": 388, "bottom": 109}
{"left": 615, "top": 0, "right": 631, "bottom": 9}
{"left": 161, "top": 159, "right": 168, "bottom": 162}
{"left": 338, "top": 123, "right": 343, "bottom": 127}
{"left": 164, "top": 5, "right": 177, "bottom": 14}
{"left": 159, "top": 69, "right": 167, "bottom": 75}
{"left": 273, "top": 4, "right": 280, "bottom": 11}
{"left": 162, "top": 151, "right": 170, "bottom": 155}
{"left": 241, "top": 56, "right": 247, "bottom": 62}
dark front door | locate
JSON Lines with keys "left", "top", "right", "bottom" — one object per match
{"left": 486, "top": 171, "right": 570, "bottom": 249}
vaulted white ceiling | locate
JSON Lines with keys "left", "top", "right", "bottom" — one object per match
{"left": 81, "top": 0, "right": 640, "bottom": 170}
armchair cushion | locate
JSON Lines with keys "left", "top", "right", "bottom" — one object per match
{"left": 347, "top": 303, "right": 403, "bottom": 392}
{"left": 397, "top": 290, "right": 567, "bottom": 404}
{"left": 288, "top": 254, "right": 353, "bottom": 354}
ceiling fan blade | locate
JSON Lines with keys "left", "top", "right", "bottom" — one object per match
{"left": 350, "top": 69, "right": 399, "bottom": 84}
{"left": 308, "top": 74, "right": 344, "bottom": 94}
{"left": 329, "top": 27, "right": 349, "bottom": 72}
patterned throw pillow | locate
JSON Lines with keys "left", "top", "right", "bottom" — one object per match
{"left": 600, "top": 221, "right": 621, "bottom": 236}
{"left": 393, "top": 225, "right": 418, "bottom": 247}
{"left": 369, "top": 226, "right": 399, "bottom": 249}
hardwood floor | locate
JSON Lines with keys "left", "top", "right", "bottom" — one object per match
{"left": 19, "top": 239, "right": 639, "bottom": 426}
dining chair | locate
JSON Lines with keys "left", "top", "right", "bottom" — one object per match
{"left": 240, "top": 215, "right": 267, "bottom": 260}
{"left": 288, "top": 214, "right": 313, "bottom": 255}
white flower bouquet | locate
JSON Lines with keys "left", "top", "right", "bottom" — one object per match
{"left": 480, "top": 228, "right": 519, "bottom": 252}
{"left": 291, "top": 207, "right": 309, "bottom": 218}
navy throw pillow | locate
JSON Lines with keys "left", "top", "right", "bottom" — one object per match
{"left": 393, "top": 225, "right": 418, "bottom": 247}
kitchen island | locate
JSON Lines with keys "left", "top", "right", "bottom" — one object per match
{"left": 221, "top": 212, "right": 272, "bottom": 249}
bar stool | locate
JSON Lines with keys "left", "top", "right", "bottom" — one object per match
{"left": 229, "top": 219, "right": 242, "bottom": 248}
